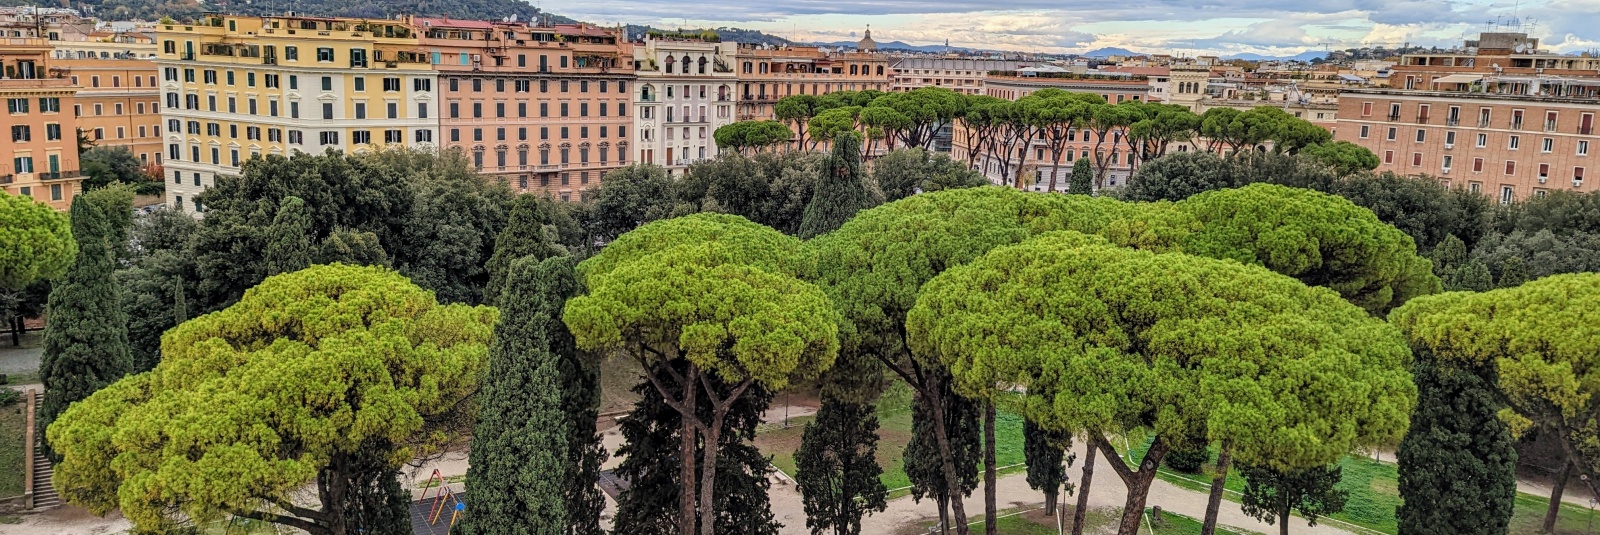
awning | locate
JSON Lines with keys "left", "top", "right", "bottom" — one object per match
{"left": 1338, "top": 74, "right": 1366, "bottom": 82}
{"left": 1432, "top": 74, "right": 1484, "bottom": 84}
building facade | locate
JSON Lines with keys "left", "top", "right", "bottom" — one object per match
{"left": 889, "top": 58, "right": 1027, "bottom": 95}
{"left": 155, "top": 15, "right": 439, "bottom": 212}
{"left": 956, "top": 74, "right": 1152, "bottom": 192}
{"left": 62, "top": 57, "right": 163, "bottom": 165}
{"left": 631, "top": 37, "right": 736, "bottom": 174}
{"left": 1, "top": 36, "right": 83, "bottom": 210}
{"left": 1336, "top": 87, "right": 1600, "bottom": 203}
{"left": 422, "top": 18, "right": 631, "bottom": 200}
{"left": 733, "top": 44, "right": 890, "bottom": 122}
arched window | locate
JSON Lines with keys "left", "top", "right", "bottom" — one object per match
{"left": 759, "top": 63, "right": 768, "bottom": 74}
{"left": 664, "top": 55, "right": 675, "bottom": 74}
{"left": 850, "top": 65, "right": 858, "bottom": 75}
{"left": 698, "top": 57, "right": 708, "bottom": 74}
{"left": 876, "top": 65, "right": 884, "bottom": 76}
{"left": 743, "top": 61, "right": 752, "bottom": 73}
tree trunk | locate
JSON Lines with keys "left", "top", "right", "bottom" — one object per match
{"left": 319, "top": 458, "right": 350, "bottom": 535}
{"left": 698, "top": 408, "right": 725, "bottom": 535}
{"left": 1071, "top": 441, "right": 1096, "bottom": 535}
{"left": 938, "top": 495, "right": 951, "bottom": 535}
{"left": 928, "top": 391, "right": 971, "bottom": 535}
{"left": 10, "top": 316, "right": 19, "bottom": 347}
{"left": 1278, "top": 502, "right": 1291, "bottom": 535}
{"left": 678, "top": 371, "right": 700, "bottom": 535}
{"left": 1201, "top": 440, "right": 1233, "bottom": 535}
{"left": 985, "top": 402, "right": 997, "bottom": 535}
{"left": 1044, "top": 489, "right": 1058, "bottom": 516}
{"left": 1545, "top": 461, "right": 1574, "bottom": 533}
{"left": 1101, "top": 437, "right": 1170, "bottom": 535}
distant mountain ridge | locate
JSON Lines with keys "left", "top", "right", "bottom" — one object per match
{"left": 809, "top": 39, "right": 968, "bottom": 53}
{"left": 1080, "top": 46, "right": 1327, "bottom": 62}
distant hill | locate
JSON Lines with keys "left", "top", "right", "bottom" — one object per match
{"left": 623, "top": 25, "right": 791, "bottom": 46}
{"left": 1080, "top": 47, "right": 1142, "bottom": 58}
{"left": 1225, "top": 51, "right": 1326, "bottom": 62}
{"left": 810, "top": 39, "right": 966, "bottom": 53}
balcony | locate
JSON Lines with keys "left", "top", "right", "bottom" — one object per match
{"left": 38, "top": 170, "right": 81, "bottom": 181}
{"left": 1386, "top": 113, "right": 1401, "bottom": 121}
{"left": 0, "top": 174, "right": 11, "bottom": 184}
{"left": 181, "top": 52, "right": 196, "bottom": 61}
{"left": 1416, "top": 115, "right": 1430, "bottom": 123}
{"left": 1582, "top": 126, "right": 1594, "bottom": 135}
{"left": 1446, "top": 118, "right": 1460, "bottom": 126}
{"left": 1478, "top": 119, "right": 1491, "bottom": 128}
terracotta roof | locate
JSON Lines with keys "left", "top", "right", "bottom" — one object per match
{"left": 553, "top": 24, "right": 612, "bottom": 37}
{"left": 1104, "top": 66, "right": 1170, "bottom": 76}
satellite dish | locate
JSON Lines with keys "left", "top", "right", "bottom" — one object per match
{"left": 1515, "top": 43, "right": 1528, "bottom": 53}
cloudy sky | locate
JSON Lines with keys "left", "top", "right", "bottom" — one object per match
{"left": 537, "top": 0, "right": 1600, "bottom": 56}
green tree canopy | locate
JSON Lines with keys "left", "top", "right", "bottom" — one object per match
{"left": 1391, "top": 273, "right": 1600, "bottom": 500}
{"left": 869, "top": 148, "right": 987, "bottom": 202}
{"left": 80, "top": 146, "right": 149, "bottom": 191}
{"left": 47, "top": 264, "right": 497, "bottom": 535}
{"left": 907, "top": 234, "right": 1415, "bottom": 535}
{"left": 1175, "top": 183, "right": 1440, "bottom": 314}
{"left": 713, "top": 120, "right": 794, "bottom": 154}
{"left": 0, "top": 191, "right": 75, "bottom": 320}
{"left": 798, "top": 133, "right": 879, "bottom": 238}
{"left": 564, "top": 213, "right": 838, "bottom": 535}
{"left": 1301, "top": 141, "right": 1379, "bottom": 176}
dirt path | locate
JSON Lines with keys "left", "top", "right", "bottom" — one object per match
{"left": 849, "top": 440, "right": 1357, "bottom": 535}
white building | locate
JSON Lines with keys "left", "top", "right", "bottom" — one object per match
{"left": 631, "top": 37, "right": 737, "bottom": 176}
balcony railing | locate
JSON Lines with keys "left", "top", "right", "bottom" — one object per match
{"left": 0, "top": 174, "right": 11, "bottom": 184}
{"left": 1478, "top": 119, "right": 1491, "bottom": 128}
{"left": 1581, "top": 126, "right": 1594, "bottom": 135}
{"left": 1546, "top": 121, "right": 1559, "bottom": 132}
{"left": 1446, "top": 118, "right": 1460, "bottom": 126}
{"left": 1416, "top": 115, "right": 1430, "bottom": 123}
{"left": 180, "top": 52, "right": 195, "bottom": 61}
{"left": 1512, "top": 120, "right": 1524, "bottom": 130}
{"left": 1386, "top": 113, "right": 1401, "bottom": 121}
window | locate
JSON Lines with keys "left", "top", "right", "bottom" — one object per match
{"left": 45, "top": 123, "right": 60, "bottom": 140}
{"left": 1509, "top": 135, "right": 1520, "bottom": 150}
{"left": 290, "top": 75, "right": 298, "bottom": 90}
{"left": 415, "top": 129, "right": 433, "bottom": 143}
{"left": 1412, "top": 152, "right": 1422, "bottom": 166}
{"left": 352, "top": 130, "right": 370, "bottom": 144}
{"left": 450, "top": 102, "right": 460, "bottom": 118}
{"left": 322, "top": 76, "right": 333, "bottom": 91}
{"left": 225, "top": 71, "right": 233, "bottom": 85}
{"left": 317, "top": 47, "right": 334, "bottom": 62}
{"left": 1359, "top": 125, "right": 1369, "bottom": 138}
{"left": 388, "top": 102, "right": 398, "bottom": 119}
{"left": 384, "top": 77, "right": 400, "bottom": 92}
{"left": 1476, "top": 133, "right": 1487, "bottom": 148}
{"left": 496, "top": 102, "right": 505, "bottom": 118}
{"left": 473, "top": 102, "right": 483, "bottom": 118}
{"left": 1445, "top": 131, "right": 1456, "bottom": 146}
{"left": 286, "top": 46, "right": 299, "bottom": 61}
{"left": 1540, "top": 163, "right": 1550, "bottom": 180}
{"left": 1505, "top": 160, "right": 1516, "bottom": 175}
{"left": 354, "top": 77, "right": 365, "bottom": 92}
{"left": 414, "top": 78, "right": 432, "bottom": 92}
{"left": 1583, "top": 141, "right": 1592, "bottom": 156}
{"left": 38, "top": 98, "right": 58, "bottom": 112}
{"left": 385, "top": 129, "right": 402, "bottom": 143}
{"left": 289, "top": 130, "right": 303, "bottom": 144}
{"left": 1577, "top": 167, "right": 1587, "bottom": 184}
{"left": 7, "top": 98, "right": 28, "bottom": 114}
{"left": 1442, "top": 155, "right": 1453, "bottom": 170}
{"left": 1543, "top": 138, "right": 1554, "bottom": 153}
{"left": 1501, "top": 186, "right": 1515, "bottom": 205}
{"left": 10, "top": 125, "right": 29, "bottom": 142}
{"left": 560, "top": 102, "right": 569, "bottom": 117}
{"left": 291, "top": 101, "right": 300, "bottom": 119}
{"left": 1473, "top": 158, "right": 1484, "bottom": 173}
{"left": 323, "top": 103, "right": 334, "bottom": 120}
{"left": 474, "top": 79, "right": 483, "bottom": 92}
{"left": 320, "top": 131, "right": 340, "bottom": 145}
{"left": 12, "top": 156, "right": 32, "bottom": 173}
{"left": 1361, "top": 102, "right": 1373, "bottom": 116}
{"left": 1415, "top": 129, "right": 1425, "bottom": 143}
{"left": 355, "top": 103, "right": 366, "bottom": 119}
{"left": 1386, "top": 127, "right": 1397, "bottom": 141}
{"left": 1383, "top": 150, "right": 1394, "bottom": 164}
{"left": 418, "top": 103, "right": 429, "bottom": 119}
{"left": 541, "top": 102, "right": 549, "bottom": 117}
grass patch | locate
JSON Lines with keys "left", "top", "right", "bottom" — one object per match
{"left": 1148, "top": 509, "right": 1260, "bottom": 535}
{"left": 0, "top": 398, "right": 26, "bottom": 498}
{"left": 0, "top": 514, "right": 21, "bottom": 524}
{"left": 2, "top": 372, "right": 39, "bottom": 386}
{"left": 1509, "top": 490, "right": 1600, "bottom": 535}
{"left": 755, "top": 403, "right": 1027, "bottom": 499}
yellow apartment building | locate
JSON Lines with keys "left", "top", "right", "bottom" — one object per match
{"left": 155, "top": 15, "right": 438, "bottom": 213}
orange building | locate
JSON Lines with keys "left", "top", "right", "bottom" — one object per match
{"left": 421, "top": 18, "right": 631, "bottom": 201}
{"left": 733, "top": 43, "right": 890, "bottom": 122}
{"left": 1336, "top": 87, "right": 1600, "bottom": 203}
{"left": 1, "top": 36, "right": 82, "bottom": 210}
{"left": 60, "top": 57, "right": 163, "bottom": 166}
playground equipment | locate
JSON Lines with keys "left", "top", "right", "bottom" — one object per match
{"left": 420, "top": 469, "right": 465, "bottom": 531}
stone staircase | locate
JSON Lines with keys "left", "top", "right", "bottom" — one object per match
{"left": 29, "top": 390, "right": 59, "bottom": 510}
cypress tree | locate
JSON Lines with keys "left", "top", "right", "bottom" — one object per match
{"left": 904, "top": 384, "right": 980, "bottom": 535}
{"left": 1239, "top": 463, "right": 1348, "bottom": 535}
{"left": 799, "top": 133, "right": 877, "bottom": 239}
{"left": 539, "top": 256, "right": 607, "bottom": 535}
{"left": 796, "top": 395, "right": 889, "bottom": 535}
{"left": 263, "top": 196, "right": 314, "bottom": 276}
{"left": 1395, "top": 352, "right": 1517, "bottom": 535}
{"left": 1023, "top": 420, "right": 1073, "bottom": 516}
{"left": 38, "top": 196, "right": 132, "bottom": 459}
{"left": 459, "top": 255, "right": 570, "bottom": 535}
{"left": 1067, "top": 158, "right": 1094, "bottom": 195}
{"left": 485, "top": 195, "right": 568, "bottom": 305}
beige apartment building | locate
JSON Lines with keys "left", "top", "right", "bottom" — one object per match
{"left": 1336, "top": 88, "right": 1600, "bottom": 203}
{"left": 733, "top": 42, "right": 890, "bottom": 122}
{"left": 889, "top": 58, "right": 1026, "bottom": 95}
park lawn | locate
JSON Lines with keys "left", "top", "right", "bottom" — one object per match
{"left": 1124, "top": 432, "right": 1600, "bottom": 535}
{"left": 1148, "top": 509, "right": 1262, "bottom": 535}
{"left": 756, "top": 404, "right": 1028, "bottom": 499}
{"left": 0, "top": 398, "right": 25, "bottom": 498}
